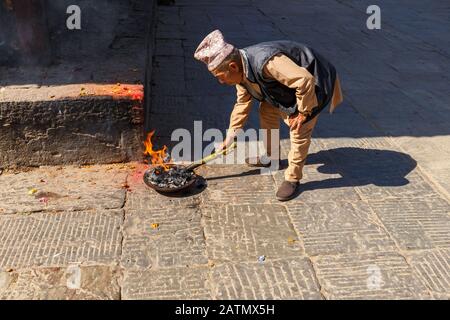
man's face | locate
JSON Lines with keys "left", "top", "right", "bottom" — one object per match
{"left": 211, "top": 62, "right": 242, "bottom": 86}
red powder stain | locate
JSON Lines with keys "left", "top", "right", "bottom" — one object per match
{"left": 127, "top": 163, "right": 147, "bottom": 187}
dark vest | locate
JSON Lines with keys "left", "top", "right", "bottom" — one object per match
{"left": 241, "top": 40, "right": 337, "bottom": 122}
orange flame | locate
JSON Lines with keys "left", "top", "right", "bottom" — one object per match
{"left": 143, "top": 131, "right": 171, "bottom": 171}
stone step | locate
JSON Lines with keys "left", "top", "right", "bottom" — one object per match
{"left": 0, "top": 0, "right": 157, "bottom": 168}
{"left": 0, "top": 84, "right": 145, "bottom": 167}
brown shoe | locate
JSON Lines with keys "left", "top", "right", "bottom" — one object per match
{"left": 276, "top": 180, "right": 299, "bottom": 201}
{"left": 245, "top": 156, "right": 273, "bottom": 168}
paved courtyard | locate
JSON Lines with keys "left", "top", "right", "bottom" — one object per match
{"left": 0, "top": 0, "right": 449, "bottom": 299}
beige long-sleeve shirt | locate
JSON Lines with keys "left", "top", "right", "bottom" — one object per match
{"left": 228, "top": 54, "right": 343, "bottom": 131}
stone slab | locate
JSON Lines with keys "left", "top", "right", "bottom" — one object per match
{"left": 407, "top": 249, "right": 450, "bottom": 299}
{"left": 0, "top": 165, "right": 128, "bottom": 214}
{"left": 313, "top": 252, "right": 431, "bottom": 299}
{"left": 0, "top": 210, "right": 123, "bottom": 269}
{"left": 202, "top": 204, "right": 303, "bottom": 262}
{"left": 122, "top": 266, "right": 211, "bottom": 300}
{"left": 210, "top": 258, "right": 322, "bottom": 300}
{"left": 285, "top": 201, "right": 397, "bottom": 256}
{"left": 197, "top": 165, "right": 277, "bottom": 206}
{"left": 0, "top": 265, "right": 121, "bottom": 300}
{"left": 0, "top": 90, "right": 144, "bottom": 167}
{"left": 121, "top": 207, "right": 208, "bottom": 269}
{"left": 368, "top": 198, "right": 450, "bottom": 250}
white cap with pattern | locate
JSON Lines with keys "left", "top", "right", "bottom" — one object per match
{"left": 194, "top": 29, "right": 235, "bottom": 71}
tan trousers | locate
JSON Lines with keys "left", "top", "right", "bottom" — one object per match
{"left": 259, "top": 101, "right": 319, "bottom": 182}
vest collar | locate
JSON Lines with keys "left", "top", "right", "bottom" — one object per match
{"left": 239, "top": 49, "right": 257, "bottom": 83}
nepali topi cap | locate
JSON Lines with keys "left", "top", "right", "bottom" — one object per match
{"left": 194, "top": 29, "right": 235, "bottom": 71}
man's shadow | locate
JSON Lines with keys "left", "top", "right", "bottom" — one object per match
{"left": 283, "top": 147, "right": 417, "bottom": 195}
{"left": 161, "top": 147, "right": 417, "bottom": 198}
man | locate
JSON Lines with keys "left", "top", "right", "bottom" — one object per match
{"left": 194, "top": 30, "right": 343, "bottom": 201}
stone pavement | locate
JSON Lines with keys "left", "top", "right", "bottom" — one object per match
{"left": 1, "top": 0, "right": 449, "bottom": 300}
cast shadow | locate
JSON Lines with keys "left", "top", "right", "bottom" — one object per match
{"left": 293, "top": 147, "right": 417, "bottom": 196}
{"left": 204, "top": 169, "right": 262, "bottom": 181}
{"left": 154, "top": 147, "right": 417, "bottom": 199}
{"left": 158, "top": 169, "right": 262, "bottom": 197}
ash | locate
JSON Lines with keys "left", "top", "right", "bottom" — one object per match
{"left": 147, "top": 165, "right": 194, "bottom": 189}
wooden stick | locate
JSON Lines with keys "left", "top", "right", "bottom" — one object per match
{"left": 185, "top": 142, "right": 237, "bottom": 171}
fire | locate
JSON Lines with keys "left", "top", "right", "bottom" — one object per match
{"left": 143, "top": 131, "right": 171, "bottom": 171}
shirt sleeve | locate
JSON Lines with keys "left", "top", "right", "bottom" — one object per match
{"left": 263, "top": 54, "right": 318, "bottom": 116}
{"left": 228, "top": 84, "right": 253, "bottom": 132}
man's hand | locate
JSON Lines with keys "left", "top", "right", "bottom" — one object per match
{"left": 288, "top": 111, "right": 306, "bottom": 132}
{"left": 214, "top": 134, "right": 235, "bottom": 154}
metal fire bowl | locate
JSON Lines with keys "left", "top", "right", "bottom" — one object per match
{"left": 143, "top": 164, "right": 198, "bottom": 193}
